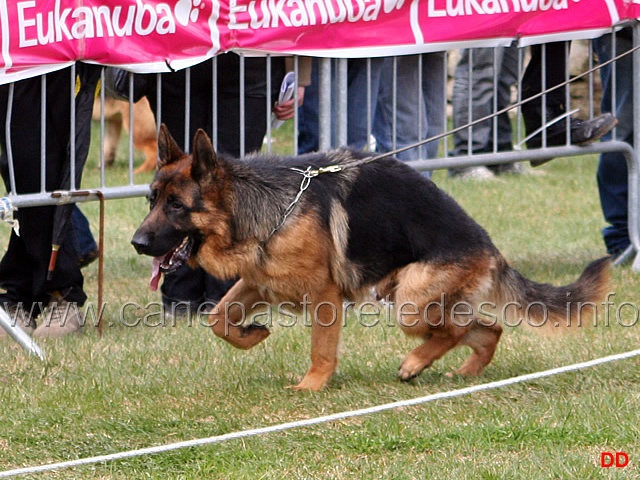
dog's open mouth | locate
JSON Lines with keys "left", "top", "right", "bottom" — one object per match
{"left": 149, "top": 236, "right": 193, "bottom": 291}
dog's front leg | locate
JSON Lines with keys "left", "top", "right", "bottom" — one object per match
{"left": 289, "top": 284, "right": 343, "bottom": 391}
{"left": 209, "top": 279, "right": 270, "bottom": 350}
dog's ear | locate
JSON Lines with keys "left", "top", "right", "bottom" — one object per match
{"left": 191, "top": 128, "right": 219, "bottom": 182}
{"left": 157, "top": 124, "right": 184, "bottom": 169}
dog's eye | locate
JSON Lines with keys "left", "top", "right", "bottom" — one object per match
{"left": 167, "top": 195, "right": 184, "bottom": 211}
{"left": 148, "top": 191, "right": 157, "bottom": 209}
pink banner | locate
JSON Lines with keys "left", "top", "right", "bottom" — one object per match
{"left": 0, "top": 0, "right": 635, "bottom": 83}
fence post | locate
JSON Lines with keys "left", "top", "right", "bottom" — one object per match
{"left": 632, "top": 23, "right": 640, "bottom": 271}
{"left": 318, "top": 58, "right": 333, "bottom": 151}
{"left": 335, "top": 58, "right": 348, "bottom": 148}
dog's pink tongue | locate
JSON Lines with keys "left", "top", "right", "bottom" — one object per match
{"left": 150, "top": 257, "right": 162, "bottom": 291}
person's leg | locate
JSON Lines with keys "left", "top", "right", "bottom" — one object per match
{"left": 449, "top": 48, "right": 500, "bottom": 179}
{"left": 150, "top": 56, "right": 283, "bottom": 311}
{"left": 216, "top": 78, "right": 262, "bottom": 155}
{"left": 0, "top": 68, "right": 87, "bottom": 336}
{"left": 146, "top": 61, "right": 218, "bottom": 310}
{"left": 0, "top": 69, "right": 86, "bottom": 302}
{"left": 216, "top": 54, "right": 285, "bottom": 156}
{"left": 489, "top": 43, "right": 526, "bottom": 174}
{"left": 297, "top": 58, "right": 320, "bottom": 154}
{"left": 71, "top": 206, "right": 98, "bottom": 267}
{"left": 418, "top": 52, "right": 447, "bottom": 179}
{"left": 422, "top": 52, "right": 446, "bottom": 161}
{"left": 521, "top": 41, "right": 616, "bottom": 152}
{"left": 146, "top": 68, "right": 192, "bottom": 151}
{"left": 522, "top": 42, "right": 565, "bottom": 107}
{"left": 496, "top": 43, "right": 518, "bottom": 150}
{"left": 210, "top": 56, "right": 284, "bottom": 301}
{"left": 593, "top": 31, "right": 633, "bottom": 256}
{"left": 373, "top": 55, "right": 428, "bottom": 163}
{"left": 347, "top": 58, "right": 385, "bottom": 150}
{"left": 452, "top": 48, "right": 499, "bottom": 156}
{"left": 0, "top": 78, "right": 52, "bottom": 312}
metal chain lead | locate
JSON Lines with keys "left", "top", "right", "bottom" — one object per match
{"left": 269, "top": 166, "right": 317, "bottom": 238}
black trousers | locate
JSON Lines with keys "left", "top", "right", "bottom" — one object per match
{"left": 0, "top": 68, "right": 86, "bottom": 309}
{"left": 146, "top": 54, "right": 284, "bottom": 157}
{"left": 521, "top": 42, "right": 568, "bottom": 111}
{"left": 144, "top": 54, "right": 285, "bottom": 307}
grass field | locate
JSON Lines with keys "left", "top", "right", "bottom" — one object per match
{"left": 0, "top": 123, "right": 639, "bottom": 479}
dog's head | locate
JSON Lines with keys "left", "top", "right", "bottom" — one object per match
{"left": 131, "top": 124, "right": 228, "bottom": 290}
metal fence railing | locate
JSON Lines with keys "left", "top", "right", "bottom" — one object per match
{"left": 1, "top": 24, "right": 639, "bottom": 350}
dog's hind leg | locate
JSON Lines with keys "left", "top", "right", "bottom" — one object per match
{"left": 452, "top": 322, "right": 502, "bottom": 376}
{"left": 393, "top": 258, "right": 498, "bottom": 381}
{"left": 289, "top": 283, "right": 343, "bottom": 392}
{"left": 398, "top": 328, "right": 469, "bottom": 381}
{"left": 134, "top": 142, "right": 158, "bottom": 174}
{"left": 103, "top": 110, "right": 123, "bottom": 167}
{"left": 209, "top": 279, "right": 271, "bottom": 350}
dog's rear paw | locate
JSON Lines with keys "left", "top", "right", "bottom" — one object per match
{"left": 453, "top": 364, "right": 485, "bottom": 376}
{"left": 286, "top": 366, "right": 334, "bottom": 391}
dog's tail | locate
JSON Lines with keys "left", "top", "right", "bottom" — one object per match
{"left": 493, "top": 256, "right": 611, "bottom": 334}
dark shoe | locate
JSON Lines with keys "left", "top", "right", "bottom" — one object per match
{"left": 524, "top": 106, "right": 617, "bottom": 148}
{"left": 565, "top": 113, "right": 618, "bottom": 145}
{"left": 523, "top": 107, "right": 617, "bottom": 166}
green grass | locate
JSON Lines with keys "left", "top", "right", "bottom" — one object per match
{"left": 1, "top": 123, "right": 639, "bottom": 479}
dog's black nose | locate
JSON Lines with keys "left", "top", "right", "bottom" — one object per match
{"left": 131, "top": 232, "right": 150, "bottom": 255}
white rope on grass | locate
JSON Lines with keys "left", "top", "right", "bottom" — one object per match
{"left": 2, "top": 347, "right": 639, "bottom": 478}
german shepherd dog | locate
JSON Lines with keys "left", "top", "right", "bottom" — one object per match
{"left": 132, "top": 125, "right": 610, "bottom": 391}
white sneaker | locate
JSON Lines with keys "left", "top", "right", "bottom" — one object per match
{"left": 453, "top": 166, "right": 496, "bottom": 180}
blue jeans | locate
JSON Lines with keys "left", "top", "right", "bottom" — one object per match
{"left": 299, "top": 54, "right": 446, "bottom": 171}
{"left": 298, "top": 58, "right": 321, "bottom": 154}
{"left": 298, "top": 58, "right": 344, "bottom": 154}
{"left": 593, "top": 31, "right": 632, "bottom": 254}
{"left": 71, "top": 206, "right": 97, "bottom": 260}
{"left": 373, "top": 54, "right": 446, "bottom": 164}
{"left": 346, "top": 57, "right": 386, "bottom": 150}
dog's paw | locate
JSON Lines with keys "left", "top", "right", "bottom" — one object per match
{"left": 397, "top": 357, "right": 430, "bottom": 382}
{"left": 453, "top": 363, "right": 485, "bottom": 376}
{"left": 397, "top": 367, "right": 419, "bottom": 382}
{"left": 286, "top": 376, "right": 328, "bottom": 392}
